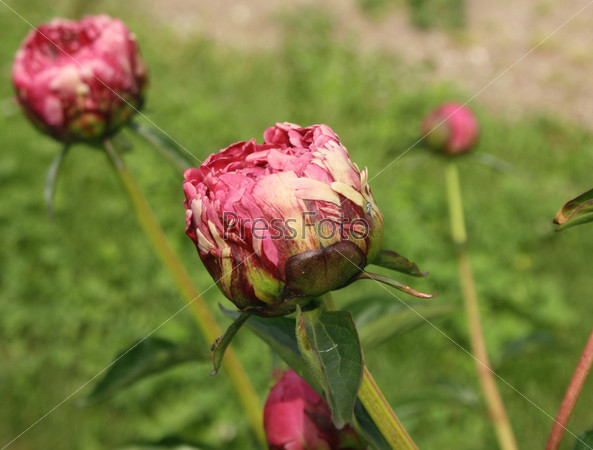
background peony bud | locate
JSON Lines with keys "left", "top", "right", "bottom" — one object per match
{"left": 183, "top": 122, "right": 384, "bottom": 316}
{"left": 264, "top": 370, "right": 364, "bottom": 450}
{"left": 12, "top": 15, "right": 147, "bottom": 143}
{"left": 421, "top": 103, "right": 479, "bottom": 155}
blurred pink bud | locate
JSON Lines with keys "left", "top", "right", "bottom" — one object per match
{"left": 12, "top": 15, "right": 148, "bottom": 143}
{"left": 183, "top": 123, "right": 384, "bottom": 316}
{"left": 421, "top": 103, "right": 479, "bottom": 155}
{"left": 264, "top": 370, "right": 364, "bottom": 450}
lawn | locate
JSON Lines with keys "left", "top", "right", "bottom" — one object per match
{"left": 1, "top": 1, "right": 593, "bottom": 449}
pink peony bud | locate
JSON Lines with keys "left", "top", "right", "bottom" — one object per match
{"left": 12, "top": 15, "right": 147, "bottom": 143}
{"left": 421, "top": 103, "right": 479, "bottom": 155}
{"left": 183, "top": 122, "right": 384, "bottom": 316}
{"left": 264, "top": 370, "right": 364, "bottom": 450}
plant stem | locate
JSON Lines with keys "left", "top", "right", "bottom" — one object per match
{"left": 445, "top": 161, "right": 518, "bottom": 450}
{"left": 545, "top": 329, "right": 593, "bottom": 450}
{"left": 103, "top": 140, "right": 265, "bottom": 446}
{"left": 322, "top": 294, "right": 417, "bottom": 449}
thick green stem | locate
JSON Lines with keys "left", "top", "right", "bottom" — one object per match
{"left": 103, "top": 140, "right": 265, "bottom": 446}
{"left": 322, "top": 294, "right": 417, "bottom": 449}
{"left": 545, "top": 329, "right": 593, "bottom": 450}
{"left": 445, "top": 162, "right": 518, "bottom": 450}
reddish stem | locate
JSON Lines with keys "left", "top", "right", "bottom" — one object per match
{"left": 546, "top": 329, "right": 593, "bottom": 450}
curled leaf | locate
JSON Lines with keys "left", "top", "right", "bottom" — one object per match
{"left": 554, "top": 188, "right": 593, "bottom": 231}
{"left": 371, "top": 249, "right": 428, "bottom": 277}
{"left": 210, "top": 312, "right": 251, "bottom": 376}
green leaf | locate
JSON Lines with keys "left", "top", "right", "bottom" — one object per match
{"left": 356, "top": 272, "right": 438, "bottom": 299}
{"left": 210, "top": 312, "right": 251, "bottom": 376}
{"left": 554, "top": 188, "right": 593, "bottom": 231}
{"left": 474, "top": 152, "right": 519, "bottom": 175}
{"left": 128, "top": 121, "right": 192, "bottom": 173}
{"left": 353, "top": 399, "right": 391, "bottom": 450}
{"left": 122, "top": 435, "right": 216, "bottom": 449}
{"left": 80, "top": 337, "right": 203, "bottom": 406}
{"left": 44, "top": 145, "right": 70, "bottom": 217}
{"left": 371, "top": 249, "right": 428, "bottom": 277}
{"left": 348, "top": 298, "right": 454, "bottom": 348}
{"left": 574, "top": 429, "right": 593, "bottom": 450}
{"left": 297, "top": 309, "right": 363, "bottom": 428}
{"left": 222, "top": 306, "right": 318, "bottom": 388}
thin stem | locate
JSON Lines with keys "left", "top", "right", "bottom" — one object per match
{"left": 546, "top": 329, "right": 593, "bottom": 450}
{"left": 321, "top": 294, "right": 417, "bottom": 449}
{"left": 445, "top": 161, "right": 518, "bottom": 450}
{"left": 103, "top": 140, "right": 265, "bottom": 446}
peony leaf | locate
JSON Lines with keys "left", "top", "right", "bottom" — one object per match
{"left": 356, "top": 272, "right": 438, "bottom": 299}
{"left": 554, "top": 188, "right": 593, "bottom": 231}
{"left": 574, "top": 429, "right": 593, "bottom": 450}
{"left": 353, "top": 400, "right": 391, "bottom": 450}
{"left": 371, "top": 249, "right": 428, "bottom": 277}
{"left": 128, "top": 121, "right": 191, "bottom": 173}
{"left": 123, "top": 435, "right": 216, "bottom": 449}
{"left": 348, "top": 298, "right": 454, "bottom": 348}
{"left": 221, "top": 306, "right": 318, "bottom": 389}
{"left": 44, "top": 145, "right": 70, "bottom": 218}
{"left": 474, "top": 152, "right": 519, "bottom": 175}
{"left": 210, "top": 311, "right": 251, "bottom": 376}
{"left": 297, "top": 309, "right": 363, "bottom": 428}
{"left": 79, "top": 337, "right": 203, "bottom": 406}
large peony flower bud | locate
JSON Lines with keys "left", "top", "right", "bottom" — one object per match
{"left": 183, "top": 122, "right": 384, "bottom": 316}
{"left": 421, "top": 103, "right": 479, "bottom": 155}
{"left": 12, "top": 15, "right": 147, "bottom": 143}
{"left": 264, "top": 370, "right": 364, "bottom": 450}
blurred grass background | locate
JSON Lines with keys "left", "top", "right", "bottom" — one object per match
{"left": 1, "top": 0, "right": 593, "bottom": 449}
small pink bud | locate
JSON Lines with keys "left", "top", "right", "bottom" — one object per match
{"left": 264, "top": 370, "right": 364, "bottom": 450}
{"left": 183, "top": 123, "right": 384, "bottom": 316}
{"left": 421, "top": 103, "right": 479, "bottom": 155}
{"left": 12, "top": 15, "right": 148, "bottom": 143}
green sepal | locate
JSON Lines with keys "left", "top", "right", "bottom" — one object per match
{"left": 128, "top": 121, "right": 191, "bottom": 173}
{"left": 210, "top": 311, "right": 251, "bottom": 376}
{"left": 284, "top": 241, "right": 366, "bottom": 298}
{"left": 356, "top": 272, "right": 437, "bottom": 299}
{"left": 44, "top": 145, "right": 70, "bottom": 217}
{"left": 372, "top": 249, "right": 428, "bottom": 277}
{"left": 554, "top": 188, "right": 593, "bottom": 231}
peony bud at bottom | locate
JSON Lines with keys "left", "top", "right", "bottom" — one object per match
{"left": 264, "top": 370, "right": 364, "bottom": 450}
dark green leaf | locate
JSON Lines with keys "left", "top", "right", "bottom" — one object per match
{"left": 298, "top": 309, "right": 363, "bottom": 428}
{"left": 574, "top": 429, "right": 593, "bottom": 450}
{"left": 371, "top": 249, "right": 427, "bottom": 277}
{"left": 554, "top": 188, "right": 593, "bottom": 231}
{"left": 80, "top": 337, "right": 202, "bottom": 406}
{"left": 353, "top": 399, "right": 391, "bottom": 450}
{"left": 44, "top": 145, "right": 70, "bottom": 217}
{"left": 356, "top": 272, "right": 437, "bottom": 299}
{"left": 122, "top": 435, "right": 215, "bottom": 449}
{"left": 348, "top": 298, "right": 454, "bottom": 348}
{"left": 210, "top": 312, "right": 251, "bottom": 376}
{"left": 222, "top": 306, "right": 317, "bottom": 387}
{"left": 498, "top": 332, "right": 559, "bottom": 365}
{"left": 128, "top": 121, "right": 192, "bottom": 173}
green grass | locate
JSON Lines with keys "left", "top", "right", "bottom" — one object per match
{"left": 2, "top": 1, "right": 593, "bottom": 449}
